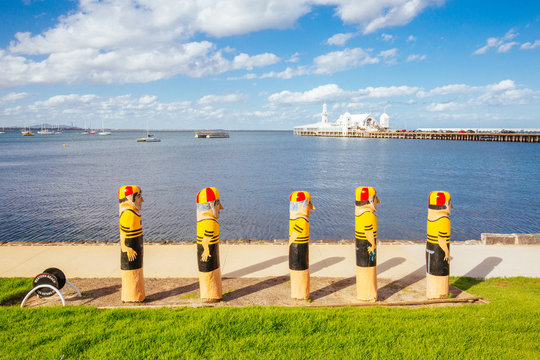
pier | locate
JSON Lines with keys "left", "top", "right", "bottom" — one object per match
{"left": 294, "top": 130, "right": 540, "bottom": 143}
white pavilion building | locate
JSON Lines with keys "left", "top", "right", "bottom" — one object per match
{"left": 293, "top": 104, "right": 390, "bottom": 137}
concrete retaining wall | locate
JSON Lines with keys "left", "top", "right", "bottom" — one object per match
{"left": 481, "top": 233, "right": 540, "bottom": 245}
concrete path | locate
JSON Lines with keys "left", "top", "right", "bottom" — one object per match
{"left": 1, "top": 243, "right": 539, "bottom": 279}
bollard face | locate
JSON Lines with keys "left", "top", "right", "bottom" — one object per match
{"left": 118, "top": 185, "right": 145, "bottom": 302}
{"left": 426, "top": 191, "right": 452, "bottom": 299}
{"left": 354, "top": 187, "right": 380, "bottom": 301}
{"left": 289, "top": 191, "right": 314, "bottom": 300}
{"left": 354, "top": 187, "right": 380, "bottom": 267}
{"left": 196, "top": 187, "right": 224, "bottom": 301}
{"left": 289, "top": 191, "right": 315, "bottom": 270}
{"left": 118, "top": 185, "right": 144, "bottom": 270}
{"left": 426, "top": 191, "right": 452, "bottom": 276}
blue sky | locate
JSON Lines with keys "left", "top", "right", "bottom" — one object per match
{"left": 0, "top": 0, "right": 539, "bottom": 130}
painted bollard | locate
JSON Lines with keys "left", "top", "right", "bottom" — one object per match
{"left": 196, "top": 187, "right": 224, "bottom": 302}
{"left": 426, "top": 191, "right": 453, "bottom": 299}
{"left": 355, "top": 186, "right": 381, "bottom": 301}
{"left": 118, "top": 185, "right": 145, "bottom": 302}
{"left": 289, "top": 191, "right": 315, "bottom": 300}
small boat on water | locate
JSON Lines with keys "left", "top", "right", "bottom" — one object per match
{"left": 98, "top": 119, "right": 111, "bottom": 135}
{"left": 137, "top": 120, "right": 161, "bottom": 142}
{"left": 194, "top": 130, "right": 230, "bottom": 138}
{"left": 137, "top": 133, "right": 161, "bottom": 142}
{"left": 37, "top": 124, "right": 55, "bottom": 135}
{"left": 21, "top": 127, "right": 35, "bottom": 136}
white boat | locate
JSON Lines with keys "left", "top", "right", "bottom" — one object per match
{"left": 98, "top": 119, "right": 111, "bottom": 135}
{"left": 137, "top": 120, "right": 161, "bottom": 142}
{"left": 21, "top": 126, "right": 34, "bottom": 136}
{"left": 137, "top": 133, "right": 161, "bottom": 142}
{"left": 37, "top": 124, "right": 55, "bottom": 135}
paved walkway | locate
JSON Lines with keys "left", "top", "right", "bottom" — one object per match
{"left": 1, "top": 243, "right": 539, "bottom": 279}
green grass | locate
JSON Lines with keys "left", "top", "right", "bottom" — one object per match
{"left": 1, "top": 277, "right": 539, "bottom": 359}
{"left": 0, "top": 277, "right": 32, "bottom": 304}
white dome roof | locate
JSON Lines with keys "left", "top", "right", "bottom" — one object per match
{"left": 379, "top": 112, "right": 390, "bottom": 127}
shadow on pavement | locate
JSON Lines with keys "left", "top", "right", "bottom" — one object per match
{"left": 310, "top": 257, "right": 345, "bottom": 274}
{"left": 146, "top": 282, "right": 199, "bottom": 303}
{"left": 377, "top": 257, "right": 406, "bottom": 276}
{"left": 378, "top": 265, "right": 425, "bottom": 301}
{"left": 452, "top": 256, "right": 503, "bottom": 294}
{"left": 224, "top": 256, "right": 288, "bottom": 277}
{"left": 224, "top": 276, "right": 289, "bottom": 302}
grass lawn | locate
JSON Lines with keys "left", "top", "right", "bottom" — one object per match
{"left": 0, "top": 277, "right": 539, "bottom": 359}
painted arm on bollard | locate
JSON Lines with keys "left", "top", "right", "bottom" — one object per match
{"left": 119, "top": 208, "right": 139, "bottom": 262}
{"left": 120, "top": 231, "right": 138, "bottom": 262}
{"left": 365, "top": 230, "right": 376, "bottom": 260}
{"left": 201, "top": 236, "right": 212, "bottom": 261}
{"left": 289, "top": 231, "right": 298, "bottom": 245}
{"left": 438, "top": 236, "right": 449, "bottom": 261}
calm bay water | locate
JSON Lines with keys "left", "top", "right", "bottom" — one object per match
{"left": 0, "top": 130, "right": 538, "bottom": 242}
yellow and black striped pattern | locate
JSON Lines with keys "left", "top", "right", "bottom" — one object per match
{"left": 289, "top": 217, "right": 310, "bottom": 244}
{"left": 119, "top": 209, "right": 142, "bottom": 239}
{"left": 427, "top": 216, "right": 451, "bottom": 244}
{"left": 355, "top": 211, "right": 377, "bottom": 241}
{"left": 197, "top": 219, "right": 220, "bottom": 245}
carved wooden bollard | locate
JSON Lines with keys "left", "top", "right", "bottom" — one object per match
{"left": 118, "top": 185, "right": 145, "bottom": 302}
{"left": 426, "top": 191, "right": 453, "bottom": 299}
{"left": 355, "top": 186, "right": 380, "bottom": 301}
{"left": 289, "top": 191, "right": 315, "bottom": 300}
{"left": 196, "top": 187, "right": 224, "bottom": 302}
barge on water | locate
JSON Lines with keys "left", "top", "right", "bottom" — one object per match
{"left": 194, "top": 130, "right": 229, "bottom": 138}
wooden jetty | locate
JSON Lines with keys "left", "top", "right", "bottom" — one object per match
{"left": 294, "top": 130, "right": 540, "bottom": 143}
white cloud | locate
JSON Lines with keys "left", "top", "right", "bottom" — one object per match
{"left": 355, "top": 85, "right": 419, "bottom": 99}
{"left": 198, "top": 93, "right": 248, "bottom": 105}
{"left": 327, "top": 32, "right": 356, "bottom": 46}
{"left": 268, "top": 84, "right": 351, "bottom": 104}
{"left": 268, "top": 83, "right": 419, "bottom": 105}
{"left": 406, "top": 35, "right": 416, "bottom": 42}
{"left": 425, "top": 101, "right": 464, "bottom": 112}
{"left": 379, "top": 48, "right": 398, "bottom": 64}
{"left": 313, "top": 48, "right": 379, "bottom": 74}
{"left": 331, "top": 0, "right": 447, "bottom": 34}
{"left": 232, "top": 53, "right": 280, "bottom": 70}
{"left": 0, "top": 0, "right": 448, "bottom": 88}
{"left": 0, "top": 92, "right": 30, "bottom": 104}
{"left": 286, "top": 52, "right": 301, "bottom": 63}
{"left": 497, "top": 42, "right": 519, "bottom": 53}
{"left": 474, "top": 28, "right": 519, "bottom": 55}
{"left": 422, "top": 79, "right": 538, "bottom": 111}
{"left": 260, "top": 66, "right": 310, "bottom": 79}
{"left": 520, "top": 40, "right": 540, "bottom": 50}
{"left": 381, "top": 33, "right": 394, "bottom": 42}
{"left": 405, "top": 54, "right": 426, "bottom": 62}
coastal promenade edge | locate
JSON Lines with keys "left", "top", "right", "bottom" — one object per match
{"left": 1, "top": 234, "right": 539, "bottom": 279}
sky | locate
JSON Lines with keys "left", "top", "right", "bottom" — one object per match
{"left": 0, "top": 0, "right": 539, "bottom": 130}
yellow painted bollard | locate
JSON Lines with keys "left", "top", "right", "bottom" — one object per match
{"left": 426, "top": 191, "right": 453, "bottom": 299}
{"left": 196, "top": 187, "right": 224, "bottom": 303}
{"left": 118, "top": 185, "right": 145, "bottom": 302}
{"left": 289, "top": 191, "right": 315, "bottom": 300}
{"left": 355, "top": 186, "right": 380, "bottom": 301}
